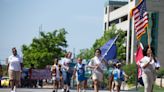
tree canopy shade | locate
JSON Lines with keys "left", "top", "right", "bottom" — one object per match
{"left": 22, "top": 28, "right": 68, "bottom": 68}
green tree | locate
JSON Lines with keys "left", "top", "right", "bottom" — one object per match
{"left": 77, "top": 25, "right": 126, "bottom": 61}
{"left": 77, "top": 48, "right": 94, "bottom": 61}
{"left": 22, "top": 28, "right": 68, "bottom": 68}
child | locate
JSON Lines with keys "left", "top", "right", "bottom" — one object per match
{"left": 58, "top": 64, "right": 63, "bottom": 89}
{"left": 73, "top": 58, "right": 87, "bottom": 92}
{"left": 51, "top": 58, "right": 60, "bottom": 92}
{"left": 112, "top": 62, "right": 128, "bottom": 92}
{"left": 108, "top": 63, "right": 116, "bottom": 92}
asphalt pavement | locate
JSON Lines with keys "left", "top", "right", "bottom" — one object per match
{"left": 0, "top": 88, "right": 138, "bottom": 92}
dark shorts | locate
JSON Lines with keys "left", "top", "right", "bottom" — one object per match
{"left": 62, "top": 71, "right": 72, "bottom": 86}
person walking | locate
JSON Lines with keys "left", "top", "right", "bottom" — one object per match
{"left": 139, "top": 46, "right": 157, "bottom": 92}
{"left": 61, "top": 52, "right": 72, "bottom": 92}
{"left": 108, "top": 63, "right": 116, "bottom": 92}
{"left": 88, "top": 48, "right": 104, "bottom": 92}
{"left": 73, "top": 57, "right": 87, "bottom": 92}
{"left": 29, "top": 64, "right": 37, "bottom": 88}
{"left": 58, "top": 64, "right": 63, "bottom": 89}
{"left": 112, "top": 62, "right": 128, "bottom": 92}
{"left": 51, "top": 58, "right": 60, "bottom": 92}
{"left": 7, "top": 47, "right": 23, "bottom": 92}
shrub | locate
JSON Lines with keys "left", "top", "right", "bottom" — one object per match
{"left": 122, "top": 63, "right": 138, "bottom": 85}
{"left": 156, "top": 67, "right": 164, "bottom": 78}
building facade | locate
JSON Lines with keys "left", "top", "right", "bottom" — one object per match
{"left": 104, "top": 0, "right": 164, "bottom": 66}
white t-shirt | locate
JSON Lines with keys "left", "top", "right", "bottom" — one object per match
{"left": 8, "top": 55, "right": 22, "bottom": 71}
{"left": 61, "top": 57, "right": 71, "bottom": 71}
{"left": 51, "top": 64, "right": 60, "bottom": 80}
{"left": 88, "top": 56, "right": 104, "bottom": 81}
{"left": 88, "top": 56, "right": 103, "bottom": 73}
{"left": 140, "top": 56, "right": 155, "bottom": 73}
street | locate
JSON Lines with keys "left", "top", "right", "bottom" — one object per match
{"left": 0, "top": 88, "right": 138, "bottom": 92}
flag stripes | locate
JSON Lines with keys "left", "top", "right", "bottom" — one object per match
{"left": 132, "top": 0, "right": 148, "bottom": 40}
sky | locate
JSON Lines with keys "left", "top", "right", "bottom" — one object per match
{"left": 0, "top": 0, "right": 109, "bottom": 64}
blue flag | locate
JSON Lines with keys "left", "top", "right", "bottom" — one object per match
{"left": 100, "top": 38, "right": 117, "bottom": 62}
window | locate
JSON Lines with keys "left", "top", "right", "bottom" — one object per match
{"left": 121, "top": 15, "right": 128, "bottom": 22}
{"left": 109, "top": 19, "right": 119, "bottom": 25}
{"left": 104, "top": 22, "right": 107, "bottom": 30}
{"left": 108, "top": 22, "right": 111, "bottom": 27}
{"left": 114, "top": 6, "right": 120, "bottom": 10}
{"left": 105, "top": 7, "right": 107, "bottom": 14}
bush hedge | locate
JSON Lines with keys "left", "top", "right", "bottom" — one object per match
{"left": 122, "top": 63, "right": 138, "bottom": 85}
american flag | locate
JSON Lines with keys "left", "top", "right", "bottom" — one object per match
{"left": 132, "top": 0, "right": 148, "bottom": 40}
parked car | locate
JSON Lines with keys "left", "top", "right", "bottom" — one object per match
{"left": 1, "top": 76, "right": 9, "bottom": 87}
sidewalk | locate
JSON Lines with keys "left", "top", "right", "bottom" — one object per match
{"left": 0, "top": 88, "right": 138, "bottom": 92}
{"left": 155, "top": 78, "right": 164, "bottom": 87}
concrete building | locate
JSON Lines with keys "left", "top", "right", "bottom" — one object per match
{"left": 104, "top": 0, "right": 164, "bottom": 66}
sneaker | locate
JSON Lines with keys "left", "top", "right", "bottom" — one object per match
{"left": 13, "top": 86, "right": 16, "bottom": 92}
{"left": 62, "top": 89, "right": 66, "bottom": 92}
{"left": 82, "top": 89, "right": 86, "bottom": 92}
{"left": 66, "top": 90, "right": 69, "bottom": 92}
{"left": 53, "top": 90, "right": 55, "bottom": 92}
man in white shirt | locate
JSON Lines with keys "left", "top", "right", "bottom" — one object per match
{"left": 7, "top": 47, "right": 23, "bottom": 92}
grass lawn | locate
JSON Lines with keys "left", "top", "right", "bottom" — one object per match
{"left": 138, "top": 85, "right": 164, "bottom": 92}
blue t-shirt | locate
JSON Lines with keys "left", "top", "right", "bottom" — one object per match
{"left": 113, "top": 68, "right": 124, "bottom": 81}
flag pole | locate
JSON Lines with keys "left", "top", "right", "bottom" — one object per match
{"left": 147, "top": 12, "right": 152, "bottom": 48}
{"left": 102, "top": 34, "right": 119, "bottom": 61}
{"left": 147, "top": 28, "right": 151, "bottom": 48}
